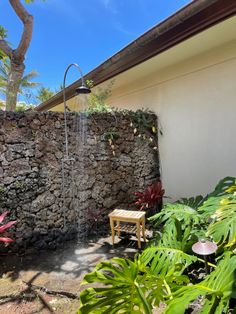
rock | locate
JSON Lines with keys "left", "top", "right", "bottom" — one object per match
{"left": 6, "top": 159, "right": 31, "bottom": 177}
{"left": 55, "top": 120, "right": 61, "bottom": 129}
{"left": 103, "top": 197, "right": 117, "bottom": 208}
{"left": 31, "top": 192, "right": 55, "bottom": 212}
{"left": 0, "top": 111, "right": 159, "bottom": 253}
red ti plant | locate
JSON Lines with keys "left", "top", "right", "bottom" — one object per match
{"left": 87, "top": 208, "right": 107, "bottom": 235}
{"left": 0, "top": 211, "right": 17, "bottom": 244}
{"left": 134, "top": 181, "right": 165, "bottom": 215}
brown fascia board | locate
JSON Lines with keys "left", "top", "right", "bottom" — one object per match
{"left": 36, "top": 0, "right": 236, "bottom": 112}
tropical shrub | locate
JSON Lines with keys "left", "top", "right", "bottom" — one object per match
{"left": 122, "top": 108, "right": 158, "bottom": 139}
{"left": 165, "top": 253, "right": 236, "bottom": 314}
{"left": 149, "top": 203, "right": 200, "bottom": 228}
{"left": 207, "top": 176, "right": 236, "bottom": 197}
{"left": 79, "top": 258, "right": 158, "bottom": 314}
{"left": 134, "top": 181, "right": 165, "bottom": 215}
{"left": 203, "top": 195, "right": 236, "bottom": 248}
{"left": 150, "top": 176, "right": 236, "bottom": 246}
{"left": 78, "top": 176, "right": 236, "bottom": 313}
{"left": 78, "top": 255, "right": 192, "bottom": 314}
{"left": 140, "top": 219, "right": 198, "bottom": 278}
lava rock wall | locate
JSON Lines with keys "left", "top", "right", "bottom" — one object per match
{"left": 0, "top": 111, "right": 159, "bottom": 252}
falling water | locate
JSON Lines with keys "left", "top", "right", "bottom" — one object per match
{"left": 61, "top": 92, "right": 89, "bottom": 244}
{"left": 74, "top": 94, "right": 89, "bottom": 243}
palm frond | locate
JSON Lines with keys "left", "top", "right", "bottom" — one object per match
{"left": 21, "top": 70, "right": 40, "bottom": 87}
{"left": 0, "top": 60, "right": 40, "bottom": 96}
{"left": 0, "top": 78, "right": 7, "bottom": 88}
{"left": 22, "top": 70, "right": 39, "bottom": 79}
{"left": 0, "top": 61, "right": 9, "bottom": 80}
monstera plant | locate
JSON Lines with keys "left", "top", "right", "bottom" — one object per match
{"left": 140, "top": 219, "right": 199, "bottom": 278}
{"left": 204, "top": 195, "right": 236, "bottom": 248}
{"left": 165, "top": 253, "right": 236, "bottom": 314}
{"left": 79, "top": 220, "right": 198, "bottom": 313}
{"left": 78, "top": 177, "right": 236, "bottom": 313}
{"left": 79, "top": 257, "right": 157, "bottom": 314}
{"left": 151, "top": 176, "right": 236, "bottom": 248}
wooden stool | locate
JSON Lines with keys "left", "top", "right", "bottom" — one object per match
{"left": 108, "top": 209, "right": 146, "bottom": 249}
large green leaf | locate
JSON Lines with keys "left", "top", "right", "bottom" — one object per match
{"left": 149, "top": 203, "right": 200, "bottom": 229}
{"left": 149, "top": 177, "right": 236, "bottom": 233}
{"left": 140, "top": 246, "right": 196, "bottom": 279}
{"left": 177, "top": 195, "right": 205, "bottom": 209}
{"left": 198, "top": 196, "right": 224, "bottom": 219}
{"left": 207, "top": 176, "right": 236, "bottom": 197}
{"left": 206, "top": 196, "right": 236, "bottom": 247}
{"left": 78, "top": 257, "right": 164, "bottom": 314}
{"left": 164, "top": 253, "right": 236, "bottom": 314}
{"left": 140, "top": 220, "right": 198, "bottom": 278}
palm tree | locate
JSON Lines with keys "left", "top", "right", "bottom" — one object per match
{"left": 36, "top": 86, "right": 55, "bottom": 103}
{"left": 0, "top": 59, "right": 40, "bottom": 101}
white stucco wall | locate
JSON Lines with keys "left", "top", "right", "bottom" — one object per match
{"left": 107, "top": 40, "right": 236, "bottom": 200}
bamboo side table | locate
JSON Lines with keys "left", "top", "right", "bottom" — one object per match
{"left": 108, "top": 209, "right": 146, "bottom": 249}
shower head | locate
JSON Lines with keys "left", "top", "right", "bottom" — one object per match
{"left": 75, "top": 85, "right": 91, "bottom": 94}
{"left": 63, "top": 63, "right": 90, "bottom": 159}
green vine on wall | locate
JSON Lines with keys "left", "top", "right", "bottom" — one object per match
{"left": 103, "top": 127, "right": 119, "bottom": 156}
{"left": 0, "top": 186, "right": 6, "bottom": 194}
{"left": 83, "top": 80, "right": 159, "bottom": 154}
{"left": 127, "top": 109, "right": 159, "bottom": 151}
{"left": 100, "top": 109, "right": 159, "bottom": 156}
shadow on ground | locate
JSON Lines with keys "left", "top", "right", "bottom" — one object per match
{"left": 0, "top": 234, "right": 144, "bottom": 281}
{"left": 0, "top": 234, "right": 147, "bottom": 313}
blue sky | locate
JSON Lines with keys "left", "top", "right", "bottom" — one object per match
{"left": 1, "top": 0, "right": 191, "bottom": 97}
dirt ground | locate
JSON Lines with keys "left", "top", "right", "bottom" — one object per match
{"left": 0, "top": 235, "right": 140, "bottom": 314}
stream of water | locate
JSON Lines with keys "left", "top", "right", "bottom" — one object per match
{"left": 61, "top": 94, "right": 89, "bottom": 242}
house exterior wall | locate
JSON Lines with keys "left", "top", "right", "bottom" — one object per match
{"left": 107, "top": 40, "right": 236, "bottom": 200}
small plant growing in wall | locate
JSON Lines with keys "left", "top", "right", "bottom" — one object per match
{"left": 31, "top": 129, "right": 37, "bottom": 138}
{"left": 103, "top": 127, "right": 119, "bottom": 156}
{"left": 14, "top": 180, "right": 25, "bottom": 189}
{"left": 0, "top": 186, "right": 6, "bottom": 194}
{"left": 126, "top": 109, "right": 159, "bottom": 151}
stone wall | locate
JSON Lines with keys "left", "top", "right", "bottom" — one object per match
{"left": 0, "top": 110, "right": 159, "bottom": 252}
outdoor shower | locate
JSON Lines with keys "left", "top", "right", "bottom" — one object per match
{"left": 62, "top": 63, "right": 91, "bottom": 231}
{"left": 63, "top": 63, "right": 91, "bottom": 159}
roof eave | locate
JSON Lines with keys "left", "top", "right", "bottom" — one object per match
{"left": 35, "top": 0, "right": 236, "bottom": 112}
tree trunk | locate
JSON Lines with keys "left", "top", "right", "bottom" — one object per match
{"left": 6, "top": 60, "right": 25, "bottom": 111}
{"left": 0, "top": 0, "right": 33, "bottom": 111}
